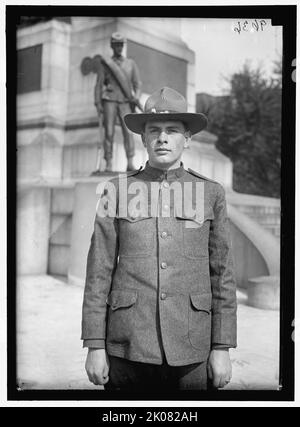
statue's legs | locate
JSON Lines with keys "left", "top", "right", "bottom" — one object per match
{"left": 118, "top": 102, "right": 136, "bottom": 171}
{"left": 103, "top": 100, "right": 118, "bottom": 171}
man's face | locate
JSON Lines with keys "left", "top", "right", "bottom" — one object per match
{"left": 142, "top": 120, "right": 189, "bottom": 169}
{"left": 111, "top": 42, "right": 124, "bottom": 57}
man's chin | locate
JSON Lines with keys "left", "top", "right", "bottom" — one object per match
{"left": 153, "top": 153, "right": 172, "bottom": 162}
{"left": 150, "top": 156, "right": 179, "bottom": 169}
{"left": 152, "top": 158, "right": 171, "bottom": 167}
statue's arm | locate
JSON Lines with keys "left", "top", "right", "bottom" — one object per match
{"left": 94, "top": 67, "right": 106, "bottom": 114}
{"left": 131, "top": 60, "right": 142, "bottom": 100}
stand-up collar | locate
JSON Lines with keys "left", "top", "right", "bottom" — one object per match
{"left": 142, "top": 161, "right": 185, "bottom": 181}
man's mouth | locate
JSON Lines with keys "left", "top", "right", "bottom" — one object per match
{"left": 155, "top": 148, "right": 171, "bottom": 153}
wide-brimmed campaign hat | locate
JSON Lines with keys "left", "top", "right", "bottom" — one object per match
{"left": 124, "top": 87, "right": 208, "bottom": 135}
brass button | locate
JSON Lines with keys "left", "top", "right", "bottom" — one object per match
{"left": 161, "top": 292, "right": 167, "bottom": 300}
{"left": 161, "top": 231, "right": 168, "bottom": 239}
{"left": 161, "top": 262, "right": 167, "bottom": 269}
{"left": 163, "top": 182, "right": 169, "bottom": 188}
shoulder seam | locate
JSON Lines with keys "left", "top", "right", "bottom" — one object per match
{"left": 187, "top": 168, "right": 219, "bottom": 184}
{"left": 120, "top": 166, "right": 143, "bottom": 178}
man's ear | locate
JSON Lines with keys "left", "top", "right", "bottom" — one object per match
{"left": 184, "top": 132, "right": 191, "bottom": 149}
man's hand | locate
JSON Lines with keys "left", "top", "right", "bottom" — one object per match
{"left": 207, "top": 349, "right": 232, "bottom": 389}
{"left": 85, "top": 348, "right": 110, "bottom": 385}
{"left": 130, "top": 97, "right": 143, "bottom": 112}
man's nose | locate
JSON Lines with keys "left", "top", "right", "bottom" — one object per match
{"left": 158, "top": 131, "right": 168, "bottom": 143}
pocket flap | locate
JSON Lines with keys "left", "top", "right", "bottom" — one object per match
{"left": 190, "top": 293, "right": 212, "bottom": 312}
{"left": 106, "top": 290, "right": 137, "bottom": 310}
{"left": 117, "top": 215, "right": 151, "bottom": 223}
{"left": 176, "top": 212, "right": 214, "bottom": 225}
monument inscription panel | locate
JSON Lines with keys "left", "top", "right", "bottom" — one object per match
{"left": 17, "top": 44, "right": 42, "bottom": 94}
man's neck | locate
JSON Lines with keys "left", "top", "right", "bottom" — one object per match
{"left": 148, "top": 160, "right": 181, "bottom": 171}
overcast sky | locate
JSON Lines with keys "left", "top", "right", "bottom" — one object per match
{"left": 181, "top": 18, "right": 282, "bottom": 96}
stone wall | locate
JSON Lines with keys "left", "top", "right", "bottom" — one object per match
{"left": 227, "top": 191, "right": 281, "bottom": 239}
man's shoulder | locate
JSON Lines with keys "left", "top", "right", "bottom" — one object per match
{"left": 186, "top": 168, "right": 219, "bottom": 185}
{"left": 118, "top": 167, "right": 143, "bottom": 180}
{"left": 185, "top": 168, "right": 225, "bottom": 200}
{"left": 126, "top": 167, "right": 143, "bottom": 177}
{"left": 105, "top": 167, "right": 143, "bottom": 186}
{"left": 96, "top": 168, "right": 144, "bottom": 214}
{"left": 187, "top": 169, "right": 226, "bottom": 207}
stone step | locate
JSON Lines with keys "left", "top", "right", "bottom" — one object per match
{"left": 231, "top": 204, "right": 280, "bottom": 239}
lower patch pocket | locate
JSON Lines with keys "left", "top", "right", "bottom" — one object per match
{"left": 106, "top": 290, "right": 138, "bottom": 344}
{"left": 188, "top": 293, "right": 212, "bottom": 350}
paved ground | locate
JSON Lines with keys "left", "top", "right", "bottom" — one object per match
{"left": 17, "top": 275, "right": 280, "bottom": 391}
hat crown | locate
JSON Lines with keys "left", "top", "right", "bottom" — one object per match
{"left": 111, "top": 32, "right": 126, "bottom": 43}
{"left": 144, "top": 87, "right": 188, "bottom": 114}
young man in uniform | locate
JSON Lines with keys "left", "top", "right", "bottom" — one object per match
{"left": 82, "top": 87, "right": 237, "bottom": 391}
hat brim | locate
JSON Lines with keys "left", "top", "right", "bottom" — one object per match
{"left": 124, "top": 112, "right": 208, "bottom": 135}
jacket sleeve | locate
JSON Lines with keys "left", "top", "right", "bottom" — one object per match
{"left": 209, "top": 183, "right": 237, "bottom": 348}
{"left": 81, "top": 188, "right": 119, "bottom": 344}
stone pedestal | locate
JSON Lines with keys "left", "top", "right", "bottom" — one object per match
{"left": 247, "top": 276, "right": 280, "bottom": 310}
{"left": 68, "top": 175, "right": 115, "bottom": 286}
{"left": 17, "top": 20, "right": 71, "bottom": 181}
{"left": 17, "top": 186, "right": 51, "bottom": 275}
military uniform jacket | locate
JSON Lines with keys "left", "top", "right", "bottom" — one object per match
{"left": 81, "top": 162, "right": 237, "bottom": 366}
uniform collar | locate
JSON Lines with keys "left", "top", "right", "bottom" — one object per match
{"left": 142, "top": 161, "right": 185, "bottom": 181}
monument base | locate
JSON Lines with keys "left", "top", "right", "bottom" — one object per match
{"left": 68, "top": 174, "right": 117, "bottom": 287}
{"left": 247, "top": 276, "right": 280, "bottom": 311}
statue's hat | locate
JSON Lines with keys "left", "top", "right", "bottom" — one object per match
{"left": 124, "top": 87, "right": 208, "bottom": 135}
{"left": 111, "top": 32, "right": 126, "bottom": 44}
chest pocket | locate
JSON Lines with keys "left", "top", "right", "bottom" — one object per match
{"left": 117, "top": 215, "right": 155, "bottom": 257}
{"left": 176, "top": 212, "right": 214, "bottom": 259}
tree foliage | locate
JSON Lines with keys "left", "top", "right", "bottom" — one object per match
{"left": 203, "top": 61, "right": 282, "bottom": 198}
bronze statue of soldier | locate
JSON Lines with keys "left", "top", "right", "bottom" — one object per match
{"left": 93, "top": 32, "right": 142, "bottom": 173}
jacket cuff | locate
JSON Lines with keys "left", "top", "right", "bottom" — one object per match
{"left": 83, "top": 339, "right": 105, "bottom": 349}
{"left": 211, "top": 344, "right": 230, "bottom": 350}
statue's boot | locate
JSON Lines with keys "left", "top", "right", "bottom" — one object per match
{"left": 126, "top": 156, "right": 135, "bottom": 171}
{"left": 105, "top": 159, "right": 112, "bottom": 172}
{"left": 90, "top": 169, "right": 102, "bottom": 176}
